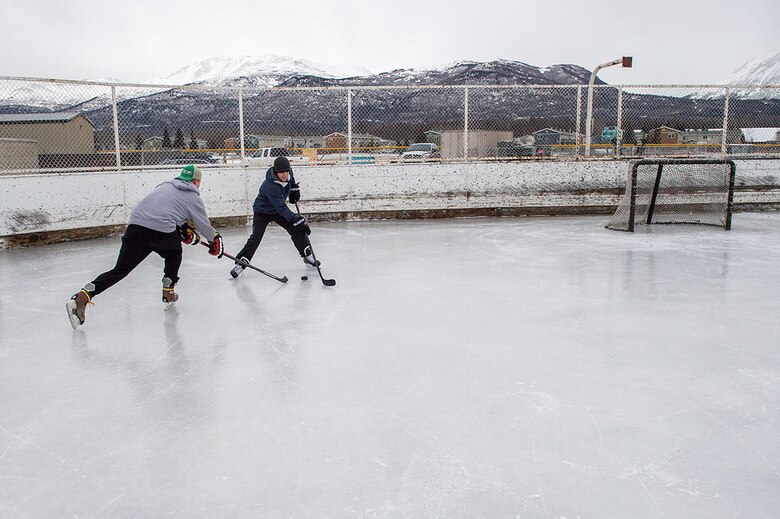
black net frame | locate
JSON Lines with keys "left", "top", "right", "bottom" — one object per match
{"left": 607, "top": 158, "right": 736, "bottom": 232}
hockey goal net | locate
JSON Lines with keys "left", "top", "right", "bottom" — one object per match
{"left": 606, "top": 159, "right": 736, "bottom": 232}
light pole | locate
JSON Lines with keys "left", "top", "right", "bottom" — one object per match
{"left": 585, "top": 56, "right": 632, "bottom": 156}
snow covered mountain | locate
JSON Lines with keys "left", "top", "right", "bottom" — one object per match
{"left": 152, "top": 54, "right": 373, "bottom": 87}
{"left": 149, "top": 55, "right": 595, "bottom": 89}
{"left": 275, "top": 59, "right": 596, "bottom": 88}
{"left": 0, "top": 56, "right": 596, "bottom": 111}
{"left": 0, "top": 55, "right": 373, "bottom": 111}
{"left": 3, "top": 54, "right": 778, "bottom": 117}
{"left": 721, "top": 52, "right": 780, "bottom": 86}
{"left": 0, "top": 77, "right": 124, "bottom": 112}
{"left": 693, "top": 52, "right": 780, "bottom": 99}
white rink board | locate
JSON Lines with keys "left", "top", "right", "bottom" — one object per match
{"left": 1, "top": 159, "right": 779, "bottom": 240}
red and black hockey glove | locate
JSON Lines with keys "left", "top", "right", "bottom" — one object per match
{"left": 208, "top": 233, "right": 224, "bottom": 258}
{"left": 177, "top": 223, "right": 201, "bottom": 245}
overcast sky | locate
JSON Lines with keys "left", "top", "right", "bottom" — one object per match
{"left": 1, "top": 0, "right": 777, "bottom": 85}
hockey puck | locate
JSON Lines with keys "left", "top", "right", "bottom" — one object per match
{"left": 301, "top": 275, "right": 308, "bottom": 280}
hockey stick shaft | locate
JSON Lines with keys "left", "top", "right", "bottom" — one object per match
{"left": 200, "top": 241, "right": 288, "bottom": 283}
{"left": 295, "top": 203, "right": 336, "bottom": 286}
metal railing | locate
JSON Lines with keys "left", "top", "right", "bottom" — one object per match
{"left": 1, "top": 75, "right": 778, "bottom": 173}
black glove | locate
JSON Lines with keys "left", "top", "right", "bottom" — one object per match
{"left": 288, "top": 182, "right": 300, "bottom": 204}
{"left": 208, "top": 233, "right": 224, "bottom": 258}
{"left": 292, "top": 215, "right": 311, "bottom": 235}
{"left": 176, "top": 223, "right": 200, "bottom": 245}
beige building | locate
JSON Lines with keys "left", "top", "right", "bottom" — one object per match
{"left": 646, "top": 126, "right": 683, "bottom": 145}
{"left": 440, "top": 130, "right": 513, "bottom": 159}
{"left": 0, "top": 137, "right": 39, "bottom": 169}
{"left": 682, "top": 129, "right": 743, "bottom": 144}
{"left": 323, "top": 132, "right": 391, "bottom": 151}
{"left": 0, "top": 113, "right": 95, "bottom": 154}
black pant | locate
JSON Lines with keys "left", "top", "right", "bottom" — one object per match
{"left": 235, "top": 213, "right": 308, "bottom": 262}
{"left": 90, "top": 224, "right": 182, "bottom": 297}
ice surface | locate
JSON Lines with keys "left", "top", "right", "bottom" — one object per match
{"left": 1, "top": 214, "right": 779, "bottom": 517}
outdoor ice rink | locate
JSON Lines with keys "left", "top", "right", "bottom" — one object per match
{"left": 1, "top": 212, "right": 779, "bottom": 518}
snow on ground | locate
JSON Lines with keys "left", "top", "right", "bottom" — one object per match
{"left": 1, "top": 214, "right": 779, "bottom": 517}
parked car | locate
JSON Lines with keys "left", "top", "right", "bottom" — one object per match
{"left": 401, "top": 143, "right": 440, "bottom": 160}
{"left": 496, "top": 141, "right": 542, "bottom": 157}
{"left": 241, "top": 147, "right": 310, "bottom": 168}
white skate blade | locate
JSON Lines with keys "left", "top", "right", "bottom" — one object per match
{"left": 164, "top": 301, "right": 176, "bottom": 311}
{"left": 66, "top": 300, "right": 81, "bottom": 329}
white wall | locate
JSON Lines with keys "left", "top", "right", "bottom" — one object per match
{"left": 1, "top": 160, "right": 779, "bottom": 246}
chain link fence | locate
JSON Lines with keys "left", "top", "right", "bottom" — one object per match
{"left": 1, "top": 76, "right": 778, "bottom": 173}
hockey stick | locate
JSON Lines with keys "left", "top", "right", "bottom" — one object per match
{"left": 295, "top": 203, "right": 336, "bottom": 287}
{"left": 200, "top": 241, "right": 288, "bottom": 284}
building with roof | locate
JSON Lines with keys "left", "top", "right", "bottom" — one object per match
{"left": 323, "top": 132, "right": 393, "bottom": 151}
{"left": 0, "top": 113, "right": 95, "bottom": 154}
{"left": 682, "top": 129, "right": 743, "bottom": 145}
{"left": 741, "top": 128, "right": 780, "bottom": 143}
{"left": 440, "top": 130, "right": 514, "bottom": 159}
{"left": 532, "top": 128, "right": 578, "bottom": 146}
{"left": 646, "top": 126, "right": 683, "bottom": 145}
{"left": 0, "top": 138, "right": 38, "bottom": 169}
{"left": 424, "top": 130, "right": 442, "bottom": 145}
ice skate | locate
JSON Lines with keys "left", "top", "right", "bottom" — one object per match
{"left": 66, "top": 287, "right": 93, "bottom": 329}
{"left": 162, "top": 277, "right": 178, "bottom": 310}
{"left": 302, "top": 246, "right": 320, "bottom": 268}
{"left": 230, "top": 256, "right": 250, "bottom": 279}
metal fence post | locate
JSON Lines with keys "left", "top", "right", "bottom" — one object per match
{"left": 347, "top": 88, "right": 353, "bottom": 162}
{"left": 616, "top": 86, "right": 624, "bottom": 158}
{"left": 238, "top": 88, "right": 245, "bottom": 160}
{"left": 575, "top": 85, "right": 582, "bottom": 157}
{"left": 463, "top": 87, "right": 469, "bottom": 160}
{"left": 585, "top": 84, "right": 595, "bottom": 156}
{"left": 721, "top": 87, "right": 731, "bottom": 156}
{"left": 111, "top": 86, "right": 121, "bottom": 169}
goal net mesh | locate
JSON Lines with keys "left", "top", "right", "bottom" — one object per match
{"left": 606, "top": 159, "right": 735, "bottom": 232}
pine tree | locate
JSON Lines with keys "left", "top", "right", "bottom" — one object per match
{"left": 173, "top": 128, "right": 185, "bottom": 149}
{"left": 189, "top": 129, "right": 198, "bottom": 149}
{"left": 161, "top": 127, "right": 172, "bottom": 149}
{"left": 134, "top": 133, "right": 144, "bottom": 150}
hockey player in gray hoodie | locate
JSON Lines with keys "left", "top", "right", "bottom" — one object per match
{"left": 66, "top": 165, "right": 224, "bottom": 329}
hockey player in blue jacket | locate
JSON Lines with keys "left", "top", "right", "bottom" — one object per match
{"left": 230, "top": 156, "right": 318, "bottom": 278}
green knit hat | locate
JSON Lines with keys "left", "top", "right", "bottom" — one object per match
{"left": 175, "top": 165, "right": 202, "bottom": 182}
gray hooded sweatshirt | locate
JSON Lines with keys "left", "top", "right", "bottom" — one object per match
{"left": 127, "top": 179, "right": 217, "bottom": 242}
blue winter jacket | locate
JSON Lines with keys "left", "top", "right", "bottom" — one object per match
{"left": 252, "top": 166, "right": 297, "bottom": 221}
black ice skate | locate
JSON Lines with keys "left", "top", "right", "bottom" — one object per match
{"left": 230, "top": 257, "right": 250, "bottom": 279}
{"left": 302, "top": 246, "right": 320, "bottom": 268}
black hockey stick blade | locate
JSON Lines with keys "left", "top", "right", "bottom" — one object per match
{"left": 308, "top": 249, "right": 335, "bottom": 286}
{"left": 295, "top": 203, "right": 335, "bottom": 287}
{"left": 201, "top": 242, "right": 288, "bottom": 283}
{"left": 318, "top": 269, "right": 336, "bottom": 286}
{"left": 223, "top": 251, "right": 288, "bottom": 283}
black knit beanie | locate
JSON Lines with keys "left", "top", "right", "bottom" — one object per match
{"left": 273, "top": 156, "right": 291, "bottom": 173}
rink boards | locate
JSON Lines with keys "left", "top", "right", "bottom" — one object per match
{"left": 1, "top": 159, "right": 779, "bottom": 247}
